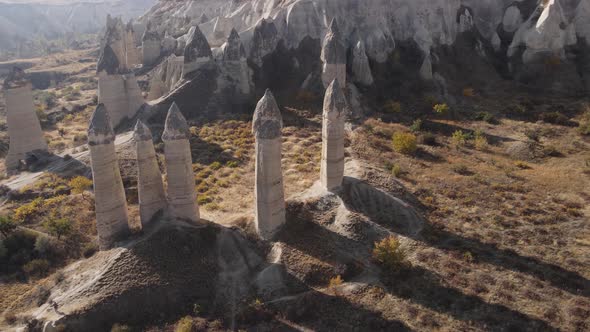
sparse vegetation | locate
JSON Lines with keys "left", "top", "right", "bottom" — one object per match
{"left": 392, "top": 132, "right": 417, "bottom": 155}
{"left": 372, "top": 236, "right": 408, "bottom": 274}
{"left": 433, "top": 103, "right": 449, "bottom": 115}
{"left": 451, "top": 130, "right": 470, "bottom": 148}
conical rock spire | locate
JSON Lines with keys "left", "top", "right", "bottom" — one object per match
{"left": 88, "top": 104, "right": 115, "bottom": 145}
{"left": 162, "top": 102, "right": 190, "bottom": 141}
{"left": 184, "top": 25, "right": 212, "bottom": 62}
{"left": 252, "top": 89, "right": 282, "bottom": 139}
{"left": 324, "top": 79, "right": 348, "bottom": 116}
{"left": 321, "top": 18, "right": 346, "bottom": 64}
{"left": 223, "top": 28, "right": 246, "bottom": 61}
{"left": 134, "top": 119, "right": 153, "bottom": 141}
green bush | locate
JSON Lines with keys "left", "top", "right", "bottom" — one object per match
{"left": 226, "top": 161, "right": 239, "bottom": 168}
{"left": 539, "top": 112, "right": 569, "bottom": 125}
{"left": 451, "top": 130, "right": 470, "bottom": 147}
{"left": 383, "top": 100, "right": 402, "bottom": 114}
{"left": 43, "top": 218, "right": 73, "bottom": 240}
{"left": 391, "top": 165, "right": 403, "bottom": 178}
{"left": 210, "top": 161, "right": 222, "bottom": 170}
{"left": 410, "top": 119, "right": 422, "bottom": 132}
{"left": 0, "top": 215, "right": 18, "bottom": 238}
{"left": 392, "top": 132, "right": 417, "bottom": 155}
{"left": 433, "top": 103, "right": 449, "bottom": 115}
{"left": 22, "top": 259, "right": 50, "bottom": 278}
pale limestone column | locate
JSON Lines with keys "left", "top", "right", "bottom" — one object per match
{"left": 162, "top": 103, "right": 200, "bottom": 222}
{"left": 97, "top": 71, "right": 128, "bottom": 128}
{"left": 142, "top": 24, "right": 161, "bottom": 66}
{"left": 252, "top": 90, "right": 286, "bottom": 239}
{"left": 88, "top": 104, "right": 130, "bottom": 250}
{"left": 134, "top": 120, "right": 166, "bottom": 227}
{"left": 3, "top": 68, "right": 47, "bottom": 174}
{"left": 320, "top": 79, "right": 348, "bottom": 191}
{"left": 125, "top": 21, "right": 141, "bottom": 68}
{"left": 148, "top": 75, "right": 166, "bottom": 100}
{"left": 321, "top": 19, "right": 346, "bottom": 89}
{"left": 123, "top": 73, "right": 145, "bottom": 119}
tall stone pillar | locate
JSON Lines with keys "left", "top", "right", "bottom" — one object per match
{"left": 125, "top": 20, "right": 141, "bottom": 68}
{"left": 134, "top": 120, "right": 166, "bottom": 227}
{"left": 252, "top": 90, "right": 286, "bottom": 239}
{"left": 320, "top": 79, "right": 348, "bottom": 191}
{"left": 222, "top": 28, "right": 251, "bottom": 95}
{"left": 162, "top": 103, "right": 200, "bottom": 222}
{"left": 88, "top": 104, "right": 130, "bottom": 250}
{"left": 3, "top": 67, "right": 47, "bottom": 174}
{"left": 321, "top": 19, "right": 346, "bottom": 89}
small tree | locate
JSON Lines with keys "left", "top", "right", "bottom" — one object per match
{"left": 373, "top": 236, "right": 408, "bottom": 274}
{"left": 392, "top": 132, "right": 418, "bottom": 155}
{"left": 44, "top": 218, "right": 73, "bottom": 240}
{"left": 0, "top": 215, "right": 17, "bottom": 238}
{"left": 69, "top": 176, "right": 93, "bottom": 203}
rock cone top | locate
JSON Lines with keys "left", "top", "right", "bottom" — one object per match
{"left": 184, "top": 25, "right": 213, "bottom": 62}
{"left": 88, "top": 104, "right": 115, "bottom": 145}
{"left": 134, "top": 120, "right": 153, "bottom": 141}
{"left": 162, "top": 102, "right": 190, "bottom": 141}
{"left": 252, "top": 89, "right": 283, "bottom": 139}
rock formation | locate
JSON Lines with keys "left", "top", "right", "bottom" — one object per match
{"left": 103, "top": 15, "right": 140, "bottom": 71}
{"left": 221, "top": 29, "right": 251, "bottom": 95}
{"left": 97, "top": 44, "right": 145, "bottom": 128}
{"left": 351, "top": 40, "right": 374, "bottom": 86}
{"left": 162, "top": 103, "right": 200, "bottom": 222}
{"left": 125, "top": 20, "right": 141, "bottom": 68}
{"left": 320, "top": 79, "right": 347, "bottom": 191}
{"left": 183, "top": 25, "right": 213, "bottom": 77}
{"left": 88, "top": 104, "right": 130, "bottom": 250}
{"left": 252, "top": 90, "right": 286, "bottom": 239}
{"left": 249, "top": 18, "right": 279, "bottom": 67}
{"left": 321, "top": 19, "right": 346, "bottom": 89}
{"left": 134, "top": 120, "right": 167, "bottom": 228}
{"left": 147, "top": 75, "right": 166, "bottom": 100}
{"left": 142, "top": 22, "right": 162, "bottom": 66}
{"left": 3, "top": 67, "right": 48, "bottom": 174}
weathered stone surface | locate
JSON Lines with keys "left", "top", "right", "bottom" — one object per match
{"left": 162, "top": 103, "right": 199, "bottom": 222}
{"left": 134, "top": 120, "right": 166, "bottom": 227}
{"left": 97, "top": 45, "right": 121, "bottom": 75}
{"left": 3, "top": 67, "right": 48, "bottom": 173}
{"left": 320, "top": 79, "right": 347, "bottom": 191}
{"left": 249, "top": 18, "right": 279, "bottom": 67}
{"left": 183, "top": 25, "right": 213, "bottom": 76}
{"left": 510, "top": 0, "right": 577, "bottom": 64}
{"left": 351, "top": 40, "right": 374, "bottom": 86}
{"left": 222, "top": 29, "right": 246, "bottom": 61}
{"left": 252, "top": 90, "right": 285, "bottom": 239}
{"left": 125, "top": 20, "right": 141, "bottom": 68}
{"left": 147, "top": 74, "right": 166, "bottom": 101}
{"left": 88, "top": 104, "right": 130, "bottom": 250}
{"left": 142, "top": 22, "right": 162, "bottom": 66}
{"left": 321, "top": 19, "right": 346, "bottom": 89}
{"left": 97, "top": 71, "right": 145, "bottom": 128}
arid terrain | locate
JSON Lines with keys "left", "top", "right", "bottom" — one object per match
{"left": 0, "top": 0, "right": 590, "bottom": 331}
{"left": 0, "top": 46, "right": 588, "bottom": 331}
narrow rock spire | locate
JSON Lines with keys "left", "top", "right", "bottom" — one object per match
{"left": 162, "top": 102, "right": 190, "bottom": 141}
{"left": 351, "top": 40, "right": 374, "bottom": 86}
{"left": 88, "top": 103, "right": 115, "bottom": 145}
{"left": 223, "top": 28, "right": 246, "bottom": 61}
{"left": 3, "top": 67, "right": 48, "bottom": 174}
{"left": 142, "top": 21, "right": 161, "bottom": 66}
{"left": 320, "top": 79, "right": 348, "bottom": 190}
{"left": 87, "top": 103, "right": 130, "bottom": 250}
{"left": 134, "top": 120, "right": 167, "bottom": 227}
{"left": 162, "top": 103, "right": 200, "bottom": 222}
{"left": 249, "top": 18, "right": 279, "bottom": 66}
{"left": 253, "top": 90, "right": 286, "bottom": 239}
{"left": 321, "top": 18, "right": 347, "bottom": 88}
{"left": 252, "top": 89, "right": 283, "bottom": 139}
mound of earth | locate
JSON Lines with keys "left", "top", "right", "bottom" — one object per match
{"left": 11, "top": 161, "right": 425, "bottom": 332}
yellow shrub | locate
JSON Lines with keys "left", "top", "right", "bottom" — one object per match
{"left": 383, "top": 100, "right": 402, "bottom": 114}
{"left": 433, "top": 103, "right": 449, "bottom": 115}
{"left": 14, "top": 198, "right": 44, "bottom": 222}
{"left": 392, "top": 132, "right": 417, "bottom": 155}
{"left": 373, "top": 236, "right": 408, "bottom": 273}
{"left": 175, "top": 316, "right": 194, "bottom": 332}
